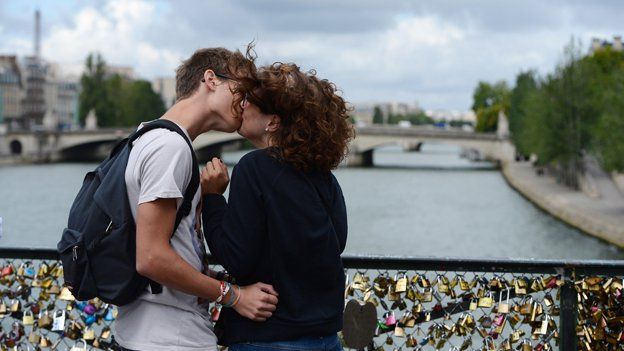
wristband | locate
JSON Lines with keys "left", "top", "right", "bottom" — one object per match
{"left": 215, "top": 281, "right": 231, "bottom": 304}
{"left": 231, "top": 285, "right": 242, "bottom": 307}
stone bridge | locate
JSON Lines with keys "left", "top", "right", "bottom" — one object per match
{"left": 1, "top": 125, "right": 514, "bottom": 166}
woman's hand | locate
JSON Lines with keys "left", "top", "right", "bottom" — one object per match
{"left": 201, "top": 158, "right": 229, "bottom": 195}
{"left": 233, "top": 282, "right": 279, "bottom": 322}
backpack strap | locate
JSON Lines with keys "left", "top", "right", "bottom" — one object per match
{"left": 128, "top": 119, "right": 200, "bottom": 294}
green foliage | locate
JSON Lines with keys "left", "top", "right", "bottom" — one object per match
{"left": 502, "top": 38, "right": 624, "bottom": 179}
{"left": 387, "top": 112, "right": 433, "bottom": 125}
{"left": 372, "top": 106, "right": 384, "bottom": 124}
{"left": 472, "top": 81, "right": 510, "bottom": 132}
{"left": 79, "top": 53, "right": 166, "bottom": 127}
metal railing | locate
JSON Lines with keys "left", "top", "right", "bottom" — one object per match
{"left": 0, "top": 248, "right": 622, "bottom": 350}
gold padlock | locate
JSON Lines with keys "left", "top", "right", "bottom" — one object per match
{"left": 28, "top": 331, "right": 42, "bottom": 344}
{"left": 23, "top": 310, "right": 35, "bottom": 325}
{"left": 101, "top": 326, "right": 112, "bottom": 339}
{"left": 48, "top": 284, "right": 61, "bottom": 295}
{"left": 395, "top": 273, "right": 407, "bottom": 293}
{"left": 39, "top": 336, "right": 52, "bottom": 348}
{"left": 0, "top": 302, "right": 7, "bottom": 315}
{"left": 10, "top": 299, "right": 21, "bottom": 312}
{"left": 83, "top": 327, "right": 96, "bottom": 341}
{"left": 59, "top": 287, "right": 76, "bottom": 301}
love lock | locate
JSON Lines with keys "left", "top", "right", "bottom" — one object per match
{"left": 70, "top": 339, "right": 88, "bottom": 351}
{"left": 342, "top": 299, "right": 377, "bottom": 350}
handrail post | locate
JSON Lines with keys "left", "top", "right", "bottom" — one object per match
{"left": 559, "top": 269, "right": 578, "bottom": 351}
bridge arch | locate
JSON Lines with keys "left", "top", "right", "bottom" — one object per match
{"left": 9, "top": 139, "right": 22, "bottom": 155}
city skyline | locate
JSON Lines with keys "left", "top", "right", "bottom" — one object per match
{"left": 1, "top": 0, "right": 623, "bottom": 110}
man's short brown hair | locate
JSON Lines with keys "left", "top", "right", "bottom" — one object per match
{"left": 175, "top": 47, "right": 250, "bottom": 101}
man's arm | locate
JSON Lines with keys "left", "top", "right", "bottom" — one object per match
{"left": 135, "top": 197, "right": 278, "bottom": 321}
{"left": 135, "top": 198, "right": 220, "bottom": 298}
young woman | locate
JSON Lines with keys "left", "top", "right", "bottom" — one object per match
{"left": 201, "top": 62, "right": 354, "bottom": 350}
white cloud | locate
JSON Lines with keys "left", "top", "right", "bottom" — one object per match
{"left": 40, "top": 0, "right": 183, "bottom": 79}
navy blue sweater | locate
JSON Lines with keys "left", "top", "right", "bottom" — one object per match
{"left": 202, "top": 149, "right": 348, "bottom": 345}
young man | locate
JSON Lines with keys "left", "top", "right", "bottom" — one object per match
{"left": 114, "top": 48, "right": 279, "bottom": 351}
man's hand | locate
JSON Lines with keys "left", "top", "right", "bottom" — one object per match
{"left": 201, "top": 158, "right": 229, "bottom": 195}
{"left": 233, "top": 282, "right": 279, "bottom": 322}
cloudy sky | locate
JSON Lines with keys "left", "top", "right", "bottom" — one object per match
{"left": 0, "top": 0, "right": 621, "bottom": 110}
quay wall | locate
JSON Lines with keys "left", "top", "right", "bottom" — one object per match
{"left": 502, "top": 162, "right": 624, "bottom": 248}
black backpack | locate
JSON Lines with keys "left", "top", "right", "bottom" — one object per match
{"left": 57, "top": 119, "right": 200, "bottom": 306}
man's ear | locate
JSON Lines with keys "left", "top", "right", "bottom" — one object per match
{"left": 202, "top": 70, "right": 218, "bottom": 91}
{"left": 267, "top": 115, "right": 281, "bottom": 132}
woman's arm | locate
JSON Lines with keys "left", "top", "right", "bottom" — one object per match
{"left": 201, "top": 157, "right": 268, "bottom": 281}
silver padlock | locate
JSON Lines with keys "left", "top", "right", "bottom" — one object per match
{"left": 52, "top": 310, "right": 66, "bottom": 332}
{"left": 70, "top": 339, "right": 88, "bottom": 351}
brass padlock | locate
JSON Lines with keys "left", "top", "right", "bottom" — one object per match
{"left": 100, "top": 326, "right": 112, "bottom": 339}
{"left": 395, "top": 273, "right": 407, "bottom": 293}
{"left": 48, "top": 284, "right": 61, "bottom": 295}
{"left": 59, "top": 287, "right": 76, "bottom": 301}
{"left": 83, "top": 327, "right": 96, "bottom": 341}
{"left": 10, "top": 299, "right": 21, "bottom": 312}
{"left": 22, "top": 310, "right": 35, "bottom": 325}
{"left": 39, "top": 336, "right": 52, "bottom": 348}
{"left": 37, "top": 263, "right": 49, "bottom": 278}
{"left": 478, "top": 292, "right": 494, "bottom": 308}
{"left": 497, "top": 289, "right": 510, "bottom": 314}
{"left": 28, "top": 330, "right": 41, "bottom": 344}
{"left": 38, "top": 311, "right": 53, "bottom": 329}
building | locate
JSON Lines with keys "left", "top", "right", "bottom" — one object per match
{"left": 152, "top": 77, "right": 176, "bottom": 108}
{"left": 44, "top": 64, "right": 80, "bottom": 130}
{"left": 590, "top": 35, "right": 623, "bottom": 54}
{"left": 106, "top": 65, "right": 135, "bottom": 79}
{"left": 0, "top": 56, "right": 24, "bottom": 129}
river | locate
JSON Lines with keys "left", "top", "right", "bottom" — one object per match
{"left": 0, "top": 144, "right": 622, "bottom": 259}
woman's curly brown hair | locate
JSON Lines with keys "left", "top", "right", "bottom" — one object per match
{"left": 230, "top": 59, "right": 355, "bottom": 172}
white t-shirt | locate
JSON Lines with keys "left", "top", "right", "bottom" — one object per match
{"left": 114, "top": 122, "right": 217, "bottom": 351}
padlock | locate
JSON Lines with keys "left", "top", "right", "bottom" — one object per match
{"left": 37, "top": 263, "right": 49, "bottom": 278}
{"left": 59, "top": 287, "right": 75, "bottom": 301}
{"left": 497, "top": 289, "right": 510, "bottom": 314}
{"left": 52, "top": 310, "right": 66, "bottom": 332}
{"left": 39, "top": 336, "right": 52, "bottom": 348}
{"left": 10, "top": 299, "right": 21, "bottom": 312}
{"left": 28, "top": 330, "right": 41, "bottom": 344}
{"left": 48, "top": 284, "right": 61, "bottom": 295}
{"left": 66, "top": 321, "right": 83, "bottom": 340}
{"left": 38, "top": 311, "right": 53, "bottom": 329}
{"left": 84, "top": 304, "right": 97, "bottom": 315}
{"left": 104, "top": 306, "right": 116, "bottom": 321}
{"left": 1, "top": 264, "right": 14, "bottom": 277}
{"left": 22, "top": 310, "right": 35, "bottom": 325}
{"left": 83, "top": 327, "right": 96, "bottom": 341}
{"left": 70, "top": 339, "right": 88, "bottom": 351}
{"left": 395, "top": 273, "right": 408, "bottom": 293}
{"left": 478, "top": 292, "right": 494, "bottom": 308}
{"left": 100, "top": 326, "right": 112, "bottom": 339}
{"left": 385, "top": 311, "right": 396, "bottom": 326}
{"left": 0, "top": 301, "right": 7, "bottom": 315}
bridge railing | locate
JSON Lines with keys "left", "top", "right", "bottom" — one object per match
{"left": 0, "top": 248, "right": 621, "bottom": 351}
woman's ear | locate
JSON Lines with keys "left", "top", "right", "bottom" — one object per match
{"left": 266, "top": 115, "right": 281, "bottom": 132}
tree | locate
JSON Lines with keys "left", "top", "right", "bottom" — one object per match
{"left": 79, "top": 53, "right": 115, "bottom": 126}
{"left": 472, "top": 81, "right": 510, "bottom": 132}
{"left": 372, "top": 106, "right": 384, "bottom": 124}
{"left": 508, "top": 71, "right": 538, "bottom": 156}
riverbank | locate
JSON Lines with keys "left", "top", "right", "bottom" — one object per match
{"left": 502, "top": 162, "right": 624, "bottom": 248}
